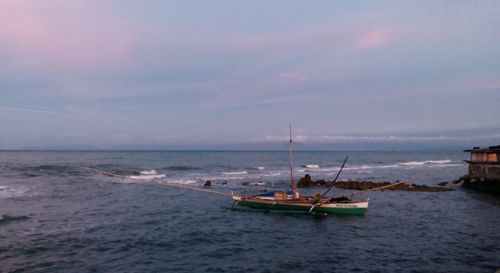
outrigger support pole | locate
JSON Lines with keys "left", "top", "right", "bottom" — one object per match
{"left": 289, "top": 124, "right": 298, "bottom": 199}
{"left": 308, "top": 204, "right": 316, "bottom": 214}
{"left": 320, "top": 156, "right": 349, "bottom": 198}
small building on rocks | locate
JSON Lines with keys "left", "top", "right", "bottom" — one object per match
{"left": 463, "top": 145, "right": 500, "bottom": 192}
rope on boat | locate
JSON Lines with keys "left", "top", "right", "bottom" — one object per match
{"left": 80, "top": 166, "right": 231, "bottom": 196}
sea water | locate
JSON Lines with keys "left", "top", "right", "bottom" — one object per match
{"left": 0, "top": 151, "right": 498, "bottom": 272}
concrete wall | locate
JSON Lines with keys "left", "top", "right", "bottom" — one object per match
{"left": 469, "top": 163, "right": 500, "bottom": 180}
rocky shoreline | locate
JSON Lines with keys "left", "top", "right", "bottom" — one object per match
{"left": 297, "top": 174, "right": 453, "bottom": 192}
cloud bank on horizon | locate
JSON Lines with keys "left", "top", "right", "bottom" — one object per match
{"left": 0, "top": 1, "right": 499, "bottom": 149}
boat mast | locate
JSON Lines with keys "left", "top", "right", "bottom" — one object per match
{"left": 289, "top": 124, "right": 297, "bottom": 198}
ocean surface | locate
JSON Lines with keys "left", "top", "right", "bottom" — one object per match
{"left": 0, "top": 151, "right": 498, "bottom": 273}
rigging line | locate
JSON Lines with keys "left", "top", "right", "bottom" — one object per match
{"left": 80, "top": 166, "right": 129, "bottom": 179}
{"left": 159, "top": 182, "right": 231, "bottom": 196}
{"left": 80, "top": 165, "right": 231, "bottom": 196}
{"left": 320, "top": 156, "right": 349, "bottom": 198}
{"left": 349, "top": 182, "right": 405, "bottom": 196}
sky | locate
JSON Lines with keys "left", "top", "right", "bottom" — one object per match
{"left": 0, "top": 1, "right": 499, "bottom": 149}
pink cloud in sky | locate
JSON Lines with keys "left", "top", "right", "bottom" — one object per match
{"left": 0, "top": 1, "right": 136, "bottom": 72}
{"left": 355, "top": 28, "right": 392, "bottom": 49}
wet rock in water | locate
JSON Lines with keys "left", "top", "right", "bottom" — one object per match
{"left": 316, "top": 179, "right": 327, "bottom": 186}
{"left": 241, "top": 182, "right": 249, "bottom": 186}
{"left": 298, "top": 174, "right": 314, "bottom": 187}
{"left": 221, "top": 180, "right": 228, "bottom": 185}
{"left": 203, "top": 180, "right": 212, "bottom": 187}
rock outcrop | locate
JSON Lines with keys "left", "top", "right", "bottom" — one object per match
{"left": 297, "top": 174, "right": 452, "bottom": 192}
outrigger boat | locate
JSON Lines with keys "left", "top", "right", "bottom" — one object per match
{"left": 231, "top": 126, "right": 370, "bottom": 215}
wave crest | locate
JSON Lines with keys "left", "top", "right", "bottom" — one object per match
{"left": 399, "top": 160, "right": 452, "bottom": 166}
{"left": 164, "top": 179, "right": 198, "bottom": 185}
{"left": 129, "top": 170, "right": 165, "bottom": 180}
{"left": 222, "top": 171, "right": 248, "bottom": 175}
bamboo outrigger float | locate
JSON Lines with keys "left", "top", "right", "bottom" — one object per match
{"left": 231, "top": 126, "right": 370, "bottom": 215}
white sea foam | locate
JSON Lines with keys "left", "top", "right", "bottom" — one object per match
{"left": 399, "top": 160, "right": 452, "bottom": 166}
{"left": 355, "top": 170, "right": 373, "bottom": 174}
{"left": 265, "top": 171, "right": 281, "bottom": 177}
{"left": 126, "top": 169, "right": 166, "bottom": 180}
{"left": 166, "top": 179, "right": 198, "bottom": 185}
{"left": 399, "top": 161, "right": 427, "bottom": 166}
{"left": 222, "top": 171, "right": 248, "bottom": 175}
{"left": 128, "top": 173, "right": 166, "bottom": 180}
{"left": 342, "top": 165, "right": 370, "bottom": 171}
{"left": 318, "top": 167, "right": 341, "bottom": 172}
{"left": 299, "top": 163, "right": 403, "bottom": 173}
{"left": 297, "top": 160, "right": 457, "bottom": 173}
{"left": 0, "top": 185, "right": 29, "bottom": 199}
{"left": 250, "top": 182, "right": 266, "bottom": 186}
{"left": 256, "top": 166, "right": 265, "bottom": 170}
{"left": 441, "top": 163, "right": 465, "bottom": 167}
{"left": 371, "top": 164, "right": 400, "bottom": 169}
{"left": 427, "top": 160, "right": 452, "bottom": 164}
{"left": 221, "top": 176, "right": 248, "bottom": 180}
{"left": 345, "top": 165, "right": 370, "bottom": 170}
{"left": 140, "top": 170, "right": 157, "bottom": 175}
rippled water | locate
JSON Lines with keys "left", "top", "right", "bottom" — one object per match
{"left": 0, "top": 151, "right": 499, "bottom": 272}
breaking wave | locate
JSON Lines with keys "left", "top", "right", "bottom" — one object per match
{"left": 128, "top": 170, "right": 166, "bottom": 180}
{"left": 265, "top": 171, "right": 281, "bottom": 177}
{"left": 0, "top": 185, "right": 30, "bottom": 199}
{"left": 399, "top": 160, "right": 452, "bottom": 166}
{"left": 128, "top": 174, "right": 166, "bottom": 180}
{"left": 163, "top": 179, "right": 198, "bottom": 185}
{"left": 297, "top": 160, "right": 462, "bottom": 173}
{"left": 222, "top": 171, "right": 248, "bottom": 175}
{"left": 256, "top": 166, "right": 265, "bottom": 170}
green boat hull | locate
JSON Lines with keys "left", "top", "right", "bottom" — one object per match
{"left": 234, "top": 198, "right": 368, "bottom": 216}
